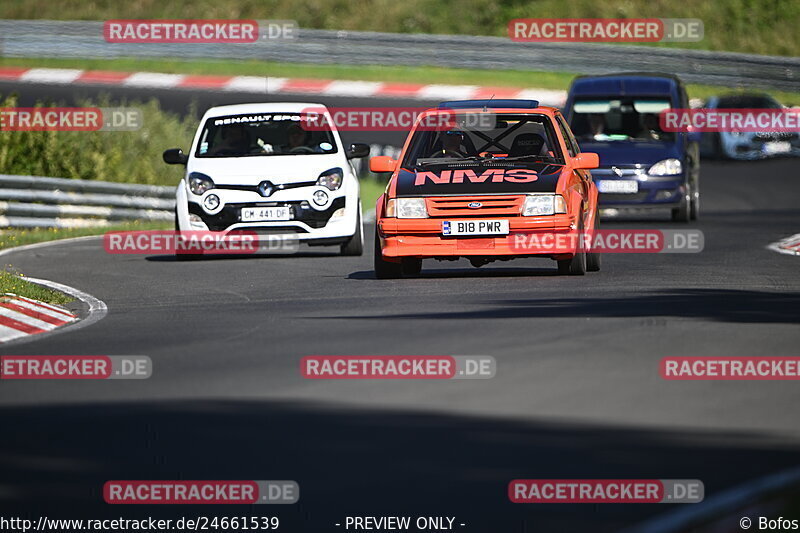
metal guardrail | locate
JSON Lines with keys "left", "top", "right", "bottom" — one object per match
{"left": 0, "top": 174, "right": 175, "bottom": 228}
{"left": 0, "top": 20, "right": 798, "bottom": 91}
{"left": 0, "top": 144, "right": 401, "bottom": 228}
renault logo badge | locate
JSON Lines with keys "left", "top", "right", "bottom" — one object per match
{"left": 258, "top": 181, "right": 275, "bottom": 197}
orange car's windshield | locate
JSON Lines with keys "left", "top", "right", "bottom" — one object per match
{"left": 402, "top": 112, "right": 565, "bottom": 168}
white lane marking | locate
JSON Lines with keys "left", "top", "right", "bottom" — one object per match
{"left": 323, "top": 80, "right": 383, "bottom": 96}
{"left": 6, "top": 297, "right": 76, "bottom": 320}
{"left": 0, "top": 323, "right": 30, "bottom": 342}
{"left": 767, "top": 233, "right": 800, "bottom": 256}
{"left": 417, "top": 84, "right": 479, "bottom": 100}
{"left": 0, "top": 306, "right": 57, "bottom": 331}
{"left": 19, "top": 68, "right": 83, "bottom": 84}
{"left": 123, "top": 72, "right": 185, "bottom": 88}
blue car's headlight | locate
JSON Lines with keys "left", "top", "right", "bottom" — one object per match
{"left": 648, "top": 158, "right": 683, "bottom": 176}
{"left": 188, "top": 173, "right": 215, "bottom": 195}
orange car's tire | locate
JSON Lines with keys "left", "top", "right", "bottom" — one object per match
{"left": 558, "top": 220, "right": 587, "bottom": 275}
{"left": 401, "top": 258, "right": 422, "bottom": 276}
{"left": 586, "top": 217, "right": 601, "bottom": 272}
{"left": 373, "top": 229, "right": 403, "bottom": 279}
{"left": 558, "top": 250, "right": 587, "bottom": 275}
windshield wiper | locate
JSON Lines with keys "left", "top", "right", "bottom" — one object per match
{"left": 415, "top": 154, "right": 500, "bottom": 167}
{"left": 500, "top": 155, "right": 557, "bottom": 163}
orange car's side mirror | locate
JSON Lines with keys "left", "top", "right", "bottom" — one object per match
{"left": 574, "top": 152, "right": 599, "bottom": 169}
{"left": 370, "top": 156, "right": 397, "bottom": 173}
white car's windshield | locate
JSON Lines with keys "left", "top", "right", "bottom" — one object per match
{"left": 195, "top": 113, "right": 338, "bottom": 158}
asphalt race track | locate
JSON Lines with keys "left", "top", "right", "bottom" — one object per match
{"left": 0, "top": 83, "right": 799, "bottom": 532}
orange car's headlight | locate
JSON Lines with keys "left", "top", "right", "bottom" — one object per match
{"left": 386, "top": 198, "right": 428, "bottom": 219}
{"left": 522, "top": 194, "right": 567, "bottom": 216}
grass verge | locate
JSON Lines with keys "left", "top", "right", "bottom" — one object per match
{"left": 0, "top": 0, "right": 798, "bottom": 56}
{"left": 0, "top": 269, "right": 73, "bottom": 305}
{"left": 0, "top": 220, "right": 171, "bottom": 250}
{"left": 2, "top": 57, "right": 798, "bottom": 105}
{"left": 359, "top": 178, "right": 386, "bottom": 212}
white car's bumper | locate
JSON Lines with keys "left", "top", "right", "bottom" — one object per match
{"left": 176, "top": 178, "right": 361, "bottom": 244}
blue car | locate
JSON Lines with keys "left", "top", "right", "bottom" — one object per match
{"left": 564, "top": 73, "right": 700, "bottom": 221}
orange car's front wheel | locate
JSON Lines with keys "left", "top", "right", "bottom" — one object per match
{"left": 373, "top": 228, "right": 403, "bottom": 279}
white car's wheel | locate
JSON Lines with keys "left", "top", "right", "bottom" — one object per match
{"left": 340, "top": 208, "right": 364, "bottom": 256}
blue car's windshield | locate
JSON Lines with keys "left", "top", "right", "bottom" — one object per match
{"left": 569, "top": 97, "right": 676, "bottom": 144}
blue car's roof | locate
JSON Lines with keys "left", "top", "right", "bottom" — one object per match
{"left": 438, "top": 99, "right": 539, "bottom": 109}
{"left": 569, "top": 75, "right": 677, "bottom": 97}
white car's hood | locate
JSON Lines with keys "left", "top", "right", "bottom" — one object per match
{"left": 187, "top": 154, "right": 345, "bottom": 186}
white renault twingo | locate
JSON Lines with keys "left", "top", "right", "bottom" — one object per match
{"left": 163, "top": 103, "right": 369, "bottom": 255}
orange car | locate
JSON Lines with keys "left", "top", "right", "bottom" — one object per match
{"left": 370, "top": 99, "right": 601, "bottom": 278}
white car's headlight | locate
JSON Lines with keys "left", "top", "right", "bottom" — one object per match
{"left": 387, "top": 197, "right": 428, "bottom": 219}
{"left": 522, "top": 194, "right": 567, "bottom": 216}
{"left": 317, "top": 167, "right": 344, "bottom": 191}
{"left": 188, "top": 173, "right": 214, "bottom": 195}
{"left": 648, "top": 158, "right": 683, "bottom": 176}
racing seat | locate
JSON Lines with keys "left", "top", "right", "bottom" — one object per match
{"left": 509, "top": 133, "right": 545, "bottom": 157}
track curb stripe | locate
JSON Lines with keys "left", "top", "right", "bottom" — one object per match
{"left": 0, "top": 302, "right": 71, "bottom": 326}
{"left": 0, "top": 312, "right": 47, "bottom": 335}
{"left": 0, "top": 66, "right": 567, "bottom": 105}
{"left": 767, "top": 233, "right": 800, "bottom": 256}
{"left": 0, "top": 237, "right": 107, "bottom": 345}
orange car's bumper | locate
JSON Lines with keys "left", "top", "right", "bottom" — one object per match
{"left": 378, "top": 215, "right": 580, "bottom": 259}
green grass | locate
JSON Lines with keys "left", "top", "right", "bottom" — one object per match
{"left": 0, "top": 0, "right": 798, "bottom": 56}
{"left": 0, "top": 220, "right": 171, "bottom": 250}
{"left": 0, "top": 268, "right": 73, "bottom": 305}
{"left": 359, "top": 177, "right": 387, "bottom": 210}
{"left": 3, "top": 57, "right": 798, "bottom": 105}
{"left": 0, "top": 92, "right": 193, "bottom": 185}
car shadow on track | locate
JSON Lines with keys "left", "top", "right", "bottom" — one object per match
{"left": 348, "top": 266, "right": 560, "bottom": 280}
{"left": 331, "top": 288, "right": 800, "bottom": 325}
{"left": 1, "top": 400, "right": 799, "bottom": 532}
{"left": 144, "top": 251, "right": 343, "bottom": 262}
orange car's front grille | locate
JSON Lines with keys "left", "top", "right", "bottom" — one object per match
{"left": 425, "top": 195, "right": 524, "bottom": 218}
